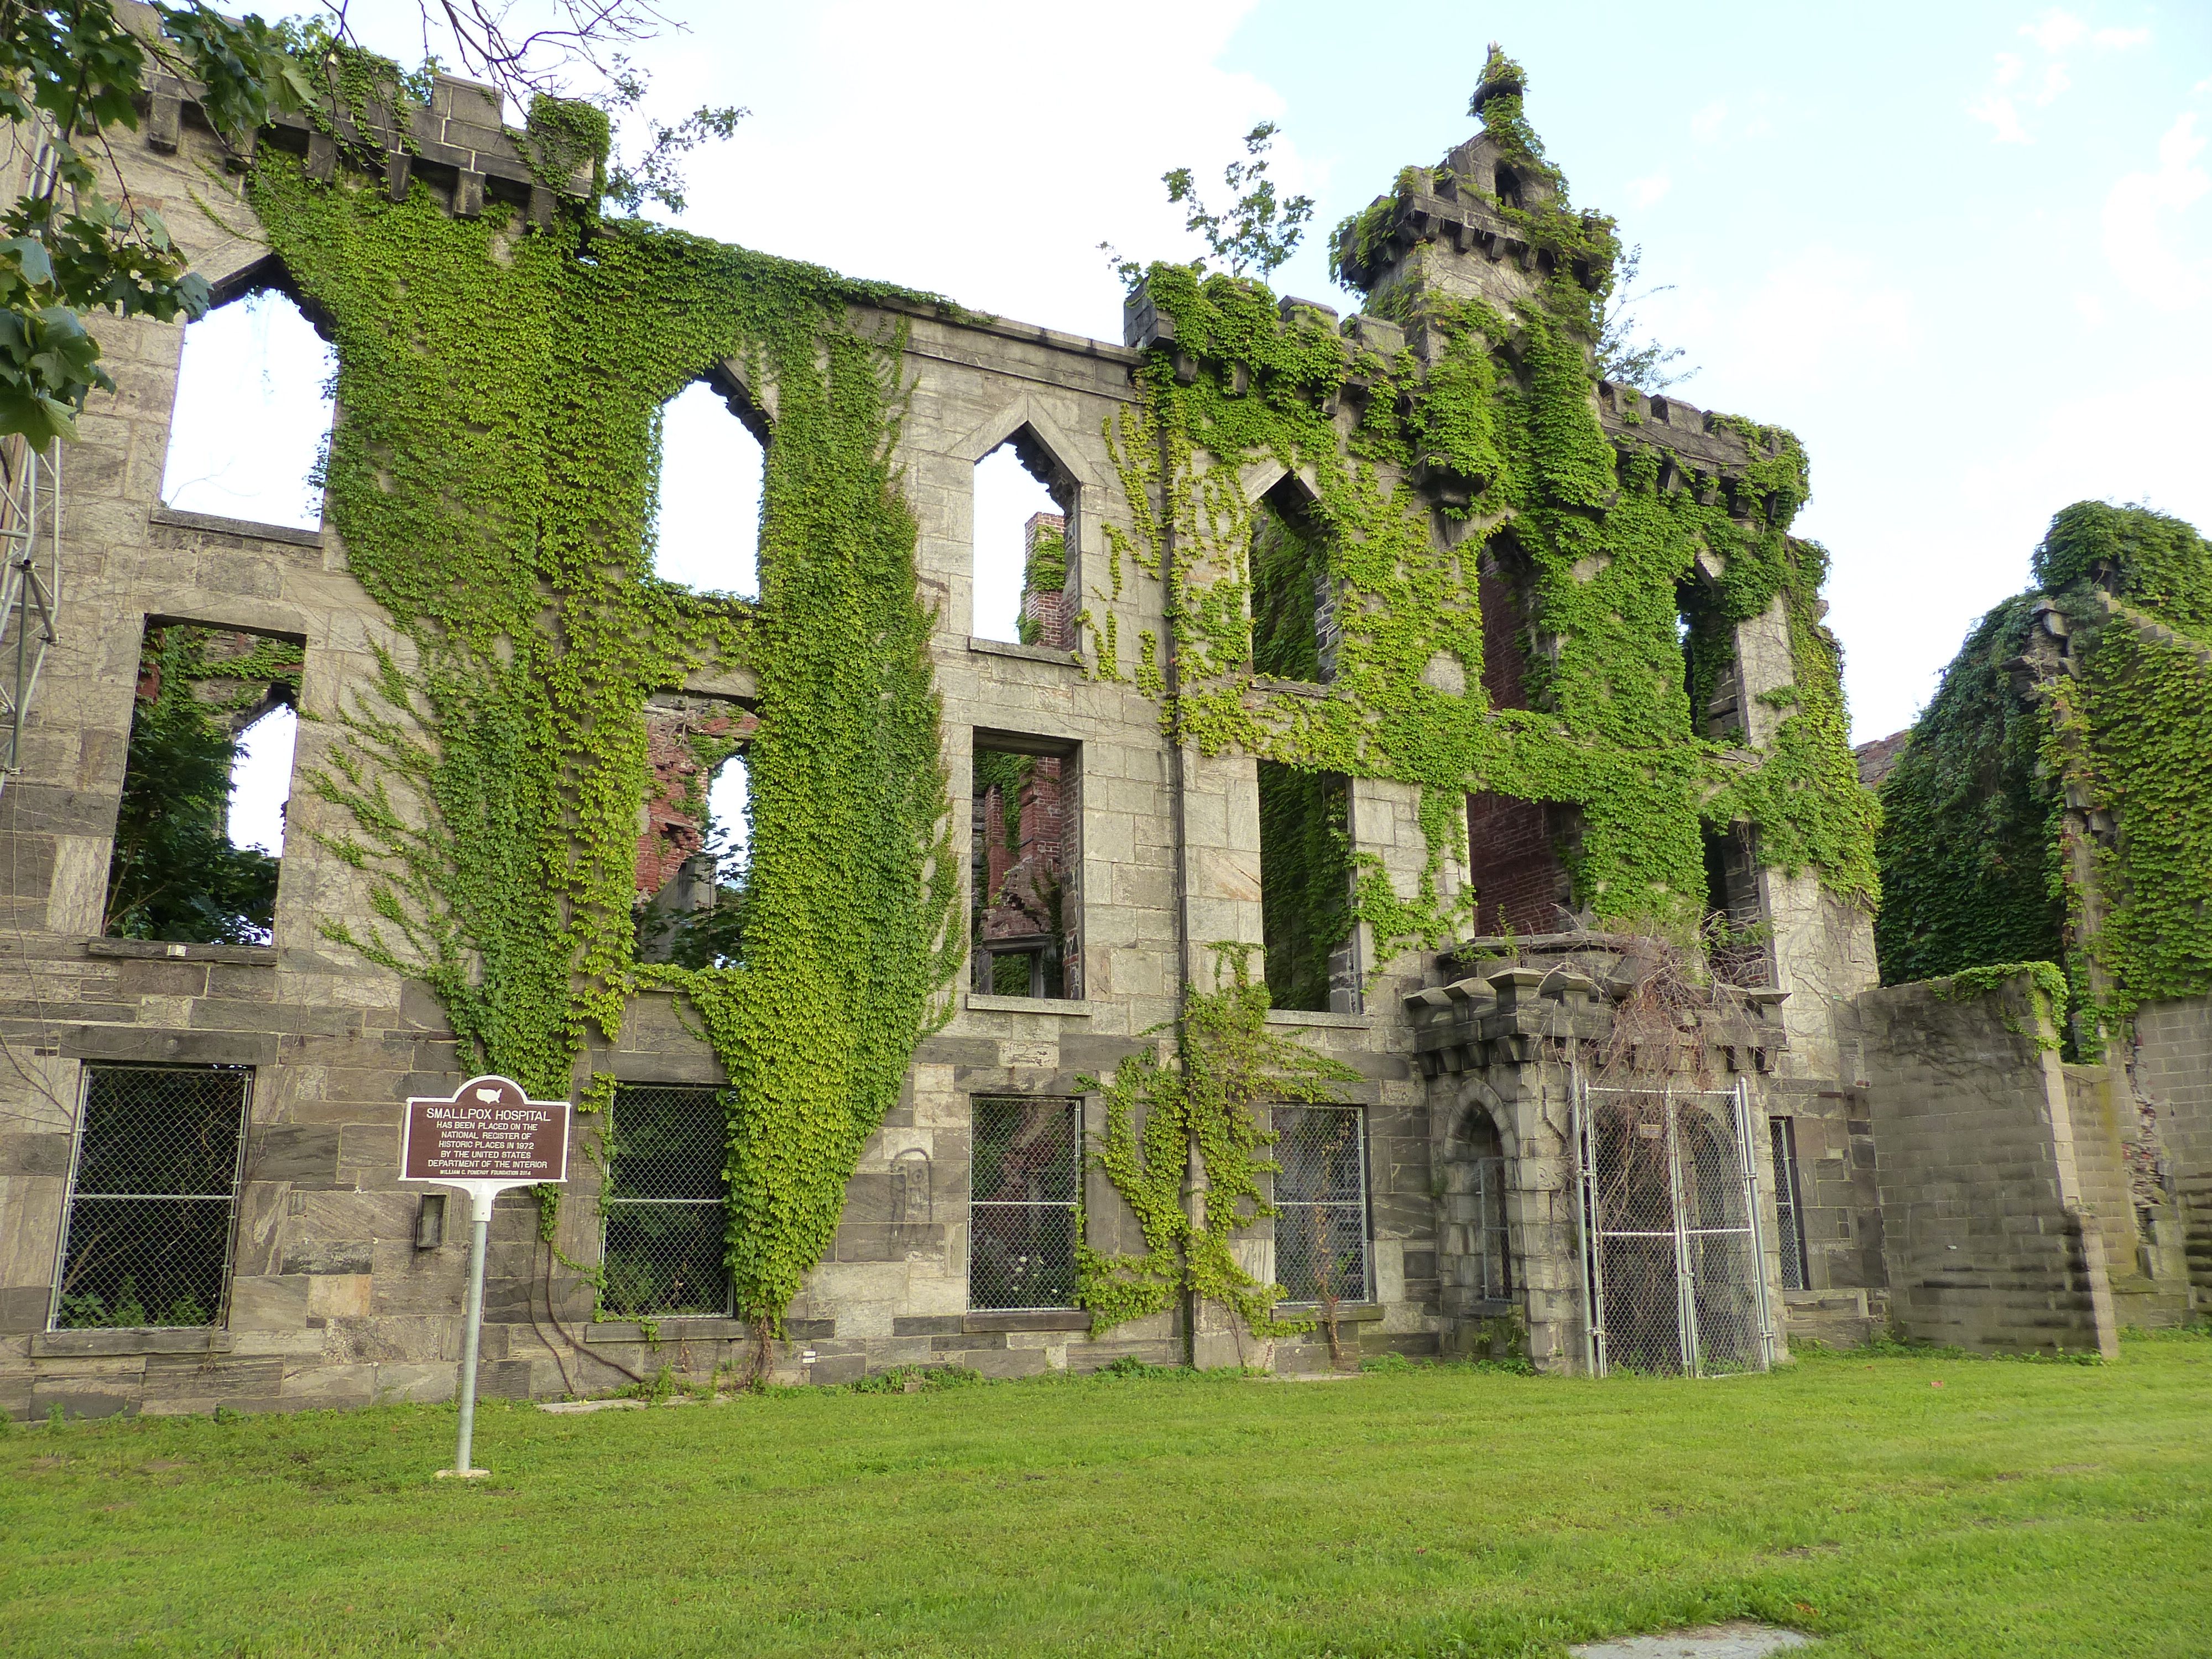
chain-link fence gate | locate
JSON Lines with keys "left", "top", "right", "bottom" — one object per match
{"left": 1574, "top": 1077, "right": 1775, "bottom": 1376}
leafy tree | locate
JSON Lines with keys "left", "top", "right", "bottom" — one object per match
{"left": 0, "top": 3, "right": 310, "bottom": 442}
{"left": 1596, "top": 243, "right": 1696, "bottom": 393}
{"left": 103, "top": 661, "right": 279, "bottom": 945}
{"left": 1102, "top": 120, "right": 1314, "bottom": 288}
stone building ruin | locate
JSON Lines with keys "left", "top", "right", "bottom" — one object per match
{"left": 0, "top": 20, "right": 2204, "bottom": 1418}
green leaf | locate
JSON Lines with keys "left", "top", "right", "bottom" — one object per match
{"left": 0, "top": 238, "right": 53, "bottom": 286}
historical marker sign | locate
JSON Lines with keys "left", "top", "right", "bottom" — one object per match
{"left": 402, "top": 1075, "right": 570, "bottom": 1185}
{"left": 397, "top": 1075, "right": 571, "bottom": 1478}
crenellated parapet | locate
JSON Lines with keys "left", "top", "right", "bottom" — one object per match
{"left": 115, "top": 0, "right": 597, "bottom": 228}
{"left": 1123, "top": 279, "right": 1806, "bottom": 531}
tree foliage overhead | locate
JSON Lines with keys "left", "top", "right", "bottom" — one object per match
{"left": 0, "top": 2, "right": 309, "bottom": 442}
{"left": 0, "top": 1, "right": 738, "bottom": 445}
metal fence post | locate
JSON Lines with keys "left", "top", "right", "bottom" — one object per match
{"left": 451, "top": 1187, "right": 491, "bottom": 1478}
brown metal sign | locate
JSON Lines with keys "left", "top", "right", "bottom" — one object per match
{"left": 400, "top": 1075, "right": 571, "bottom": 1186}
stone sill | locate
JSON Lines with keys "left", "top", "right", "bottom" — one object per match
{"left": 962, "top": 1310, "right": 1089, "bottom": 1334}
{"left": 583, "top": 1316, "right": 834, "bottom": 1342}
{"left": 1251, "top": 675, "right": 1331, "bottom": 700}
{"left": 966, "top": 635, "right": 1081, "bottom": 670}
{"left": 148, "top": 504, "right": 323, "bottom": 549}
{"left": 85, "top": 937, "right": 276, "bottom": 966}
{"left": 587, "top": 1317, "right": 745, "bottom": 1342}
{"left": 1275, "top": 1302, "right": 1385, "bottom": 1324}
{"left": 965, "top": 993, "right": 1092, "bottom": 1016}
{"left": 1262, "top": 1007, "right": 1369, "bottom": 1029}
{"left": 32, "top": 1326, "right": 232, "bottom": 1357}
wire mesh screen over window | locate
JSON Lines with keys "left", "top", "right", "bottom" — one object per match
{"left": 1444, "top": 1109, "right": 1513, "bottom": 1305}
{"left": 969, "top": 1097, "right": 1079, "bottom": 1310}
{"left": 54, "top": 1065, "right": 249, "bottom": 1330}
{"left": 1578, "top": 1084, "right": 1770, "bottom": 1378}
{"left": 1770, "top": 1116, "right": 1809, "bottom": 1292}
{"left": 1273, "top": 1105, "right": 1370, "bottom": 1304}
{"left": 601, "top": 1084, "right": 731, "bottom": 1318}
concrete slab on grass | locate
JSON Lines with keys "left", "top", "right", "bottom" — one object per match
{"left": 1569, "top": 1623, "right": 1813, "bottom": 1658}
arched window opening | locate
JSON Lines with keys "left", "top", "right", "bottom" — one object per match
{"left": 635, "top": 693, "right": 754, "bottom": 967}
{"left": 973, "top": 432, "right": 1074, "bottom": 645}
{"left": 160, "top": 290, "right": 334, "bottom": 531}
{"left": 652, "top": 379, "right": 764, "bottom": 599}
{"left": 105, "top": 623, "right": 303, "bottom": 946}
{"left": 1250, "top": 479, "right": 1332, "bottom": 683}
{"left": 1443, "top": 1107, "right": 1513, "bottom": 1308}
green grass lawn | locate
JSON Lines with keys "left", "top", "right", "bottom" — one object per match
{"left": 4, "top": 1334, "right": 2209, "bottom": 1658}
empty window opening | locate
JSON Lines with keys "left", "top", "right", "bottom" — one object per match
{"left": 1273, "top": 1104, "right": 1370, "bottom": 1305}
{"left": 651, "top": 379, "right": 764, "bottom": 599}
{"left": 1258, "top": 761, "right": 1354, "bottom": 1013}
{"left": 968, "top": 1095, "right": 1080, "bottom": 1311}
{"left": 1678, "top": 582, "right": 1743, "bottom": 742}
{"left": 1465, "top": 792, "right": 1578, "bottom": 937}
{"left": 1442, "top": 1106, "right": 1512, "bottom": 1308}
{"left": 1494, "top": 165, "right": 1524, "bottom": 210}
{"left": 972, "top": 736, "right": 1079, "bottom": 1000}
{"left": 1770, "top": 1115, "right": 1809, "bottom": 1292}
{"left": 106, "top": 624, "right": 303, "bottom": 946}
{"left": 600, "top": 1083, "right": 731, "bottom": 1318}
{"left": 973, "top": 432, "right": 1074, "bottom": 644}
{"left": 1702, "top": 822, "right": 1771, "bottom": 987}
{"left": 53, "top": 1064, "right": 250, "bottom": 1330}
{"left": 1250, "top": 483, "right": 1331, "bottom": 682}
{"left": 635, "top": 694, "right": 754, "bottom": 967}
{"left": 160, "top": 290, "right": 334, "bottom": 530}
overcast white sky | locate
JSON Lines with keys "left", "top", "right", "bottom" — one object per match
{"left": 167, "top": 0, "right": 2212, "bottom": 853}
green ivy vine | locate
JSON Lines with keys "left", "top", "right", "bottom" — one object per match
{"left": 1874, "top": 502, "right": 2212, "bottom": 1055}
{"left": 246, "top": 76, "right": 960, "bottom": 1335}
{"left": 1076, "top": 947, "right": 1356, "bottom": 1337}
{"left": 1091, "top": 50, "right": 1876, "bottom": 955}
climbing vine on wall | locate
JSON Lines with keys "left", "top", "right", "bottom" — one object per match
{"left": 249, "top": 68, "right": 961, "bottom": 1335}
{"left": 1090, "top": 47, "right": 1876, "bottom": 957}
{"left": 1874, "top": 597, "right": 2065, "bottom": 990}
{"left": 1874, "top": 502, "right": 2212, "bottom": 1055}
{"left": 1076, "top": 947, "right": 1356, "bottom": 1337}
{"left": 1073, "top": 48, "right": 1877, "bottom": 1332}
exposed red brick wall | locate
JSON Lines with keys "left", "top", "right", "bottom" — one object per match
{"left": 1467, "top": 790, "right": 1571, "bottom": 936}
{"left": 979, "top": 755, "right": 1066, "bottom": 945}
{"left": 1019, "top": 511, "right": 1073, "bottom": 650}
{"left": 1478, "top": 555, "right": 1531, "bottom": 712}
{"left": 636, "top": 705, "right": 757, "bottom": 898}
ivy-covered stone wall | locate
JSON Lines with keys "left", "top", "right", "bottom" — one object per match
{"left": 1875, "top": 502, "right": 2212, "bottom": 1055}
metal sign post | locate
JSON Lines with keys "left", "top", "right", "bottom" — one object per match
{"left": 399, "top": 1075, "right": 571, "bottom": 1479}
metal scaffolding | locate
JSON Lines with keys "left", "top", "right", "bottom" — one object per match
{"left": 0, "top": 434, "right": 61, "bottom": 796}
